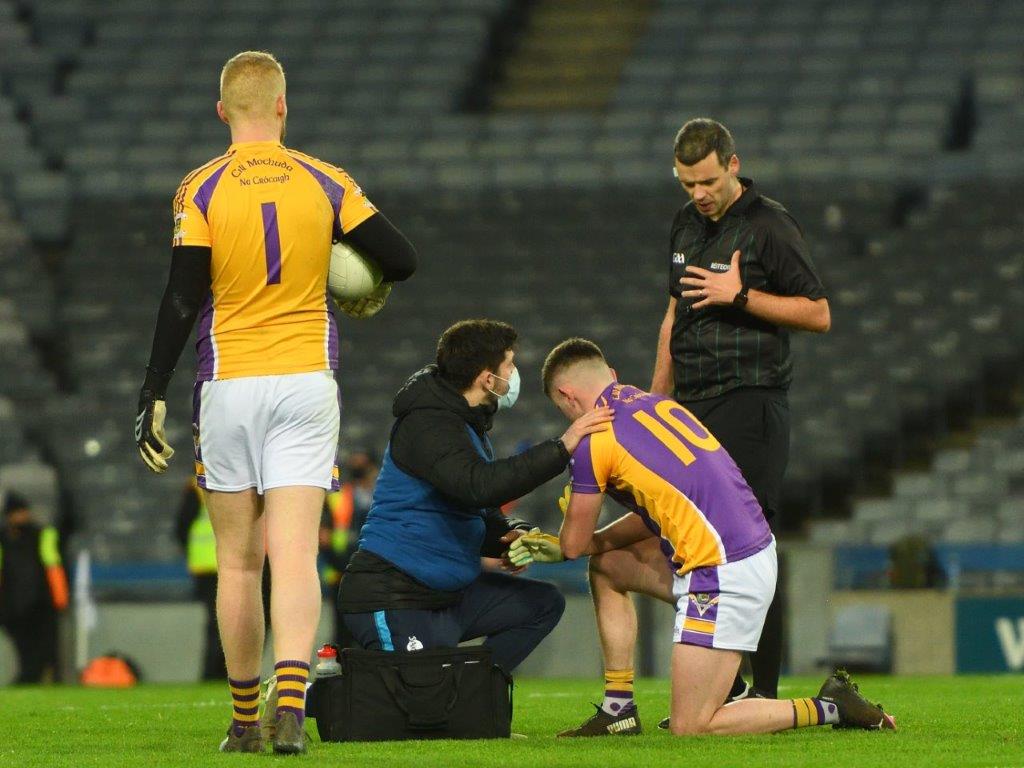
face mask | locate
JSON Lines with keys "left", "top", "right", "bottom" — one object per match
{"left": 487, "top": 367, "right": 520, "bottom": 410}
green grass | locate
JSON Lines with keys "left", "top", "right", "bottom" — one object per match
{"left": 1, "top": 676, "right": 1021, "bottom": 767}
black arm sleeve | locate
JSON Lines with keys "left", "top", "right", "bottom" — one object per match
{"left": 174, "top": 485, "right": 199, "bottom": 551}
{"left": 390, "top": 412, "right": 570, "bottom": 509}
{"left": 143, "top": 245, "right": 212, "bottom": 397}
{"left": 344, "top": 212, "right": 417, "bottom": 283}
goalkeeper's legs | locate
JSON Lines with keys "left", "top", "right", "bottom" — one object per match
{"left": 264, "top": 485, "right": 324, "bottom": 750}
{"left": 207, "top": 489, "right": 266, "bottom": 741}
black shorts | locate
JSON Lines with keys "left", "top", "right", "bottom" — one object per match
{"left": 682, "top": 387, "right": 790, "bottom": 527}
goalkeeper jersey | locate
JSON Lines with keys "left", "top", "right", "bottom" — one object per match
{"left": 172, "top": 141, "right": 376, "bottom": 381}
{"left": 570, "top": 383, "right": 771, "bottom": 575}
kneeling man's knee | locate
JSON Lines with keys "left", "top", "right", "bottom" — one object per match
{"left": 669, "top": 717, "right": 713, "bottom": 736}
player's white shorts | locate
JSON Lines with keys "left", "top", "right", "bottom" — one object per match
{"left": 672, "top": 537, "right": 777, "bottom": 652}
{"left": 192, "top": 371, "right": 340, "bottom": 494}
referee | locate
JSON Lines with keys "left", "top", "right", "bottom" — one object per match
{"left": 651, "top": 119, "right": 830, "bottom": 703}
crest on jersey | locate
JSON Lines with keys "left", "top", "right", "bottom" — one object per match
{"left": 173, "top": 212, "right": 187, "bottom": 240}
{"left": 688, "top": 592, "right": 720, "bottom": 617}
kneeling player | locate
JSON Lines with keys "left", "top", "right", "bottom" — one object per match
{"left": 511, "top": 339, "right": 895, "bottom": 737}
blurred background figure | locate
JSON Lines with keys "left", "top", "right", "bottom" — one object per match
{"left": 319, "top": 450, "right": 379, "bottom": 647}
{"left": 0, "top": 492, "right": 69, "bottom": 683}
{"left": 174, "top": 478, "right": 225, "bottom": 681}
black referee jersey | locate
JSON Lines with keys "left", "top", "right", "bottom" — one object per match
{"left": 668, "top": 178, "right": 827, "bottom": 402}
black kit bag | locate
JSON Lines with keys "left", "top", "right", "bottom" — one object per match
{"left": 310, "top": 646, "right": 512, "bottom": 742}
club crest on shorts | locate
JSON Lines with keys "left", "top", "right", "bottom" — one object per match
{"left": 688, "top": 592, "right": 720, "bottom": 617}
{"left": 406, "top": 636, "right": 423, "bottom": 652}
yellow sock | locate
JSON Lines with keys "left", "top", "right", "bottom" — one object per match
{"left": 791, "top": 697, "right": 839, "bottom": 728}
{"left": 602, "top": 668, "right": 634, "bottom": 714}
{"left": 275, "top": 660, "right": 310, "bottom": 726}
{"left": 228, "top": 676, "right": 260, "bottom": 735}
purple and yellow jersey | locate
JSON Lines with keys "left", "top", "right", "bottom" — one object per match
{"left": 570, "top": 383, "right": 771, "bottom": 575}
{"left": 172, "top": 141, "right": 377, "bottom": 381}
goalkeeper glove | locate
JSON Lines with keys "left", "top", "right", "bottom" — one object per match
{"left": 135, "top": 389, "right": 174, "bottom": 473}
{"left": 337, "top": 282, "right": 392, "bottom": 319}
{"left": 558, "top": 483, "right": 571, "bottom": 516}
{"left": 508, "top": 527, "right": 565, "bottom": 567}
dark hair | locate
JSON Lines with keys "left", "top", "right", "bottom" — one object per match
{"left": 2, "top": 491, "right": 30, "bottom": 516}
{"left": 436, "top": 319, "right": 517, "bottom": 391}
{"left": 542, "top": 338, "right": 606, "bottom": 395}
{"left": 673, "top": 118, "right": 736, "bottom": 167}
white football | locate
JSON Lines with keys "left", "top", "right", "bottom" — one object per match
{"left": 328, "top": 240, "right": 382, "bottom": 301}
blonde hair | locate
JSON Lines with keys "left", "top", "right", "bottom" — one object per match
{"left": 219, "top": 51, "right": 286, "bottom": 121}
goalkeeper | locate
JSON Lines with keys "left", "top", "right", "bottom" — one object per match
{"left": 511, "top": 338, "right": 896, "bottom": 737}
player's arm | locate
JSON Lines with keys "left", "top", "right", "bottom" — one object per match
{"left": 651, "top": 296, "right": 676, "bottom": 395}
{"left": 136, "top": 245, "right": 211, "bottom": 473}
{"left": 590, "top": 512, "right": 655, "bottom": 554}
{"left": 559, "top": 492, "right": 604, "bottom": 560}
{"left": 344, "top": 212, "right": 417, "bottom": 283}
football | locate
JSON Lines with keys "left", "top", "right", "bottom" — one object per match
{"left": 328, "top": 240, "right": 383, "bottom": 301}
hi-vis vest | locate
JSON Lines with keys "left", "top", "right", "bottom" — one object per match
{"left": 0, "top": 524, "right": 69, "bottom": 610}
{"left": 320, "top": 485, "right": 354, "bottom": 586}
{"left": 187, "top": 483, "right": 217, "bottom": 576}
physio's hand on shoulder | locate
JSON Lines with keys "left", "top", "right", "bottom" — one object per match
{"left": 337, "top": 282, "right": 393, "bottom": 319}
{"left": 135, "top": 389, "right": 174, "bottom": 473}
{"left": 508, "top": 527, "right": 565, "bottom": 566}
{"left": 560, "top": 406, "right": 614, "bottom": 453}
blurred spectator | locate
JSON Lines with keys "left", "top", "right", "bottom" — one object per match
{"left": 0, "top": 492, "right": 69, "bottom": 683}
{"left": 889, "top": 535, "right": 947, "bottom": 589}
{"left": 319, "top": 450, "right": 379, "bottom": 647}
{"left": 174, "top": 479, "right": 226, "bottom": 681}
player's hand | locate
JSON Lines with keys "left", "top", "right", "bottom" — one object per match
{"left": 337, "top": 282, "right": 393, "bottom": 319}
{"left": 497, "top": 528, "right": 528, "bottom": 573}
{"left": 560, "top": 406, "right": 614, "bottom": 453}
{"left": 680, "top": 249, "right": 742, "bottom": 309}
{"left": 557, "top": 484, "right": 571, "bottom": 516}
{"left": 509, "top": 528, "right": 565, "bottom": 566}
{"left": 135, "top": 390, "right": 174, "bottom": 473}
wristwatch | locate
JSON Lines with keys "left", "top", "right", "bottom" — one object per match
{"left": 733, "top": 285, "right": 750, "bottom": 308}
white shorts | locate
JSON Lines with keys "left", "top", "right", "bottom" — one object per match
{"left": 193, "top": 371, "right": 340, "bottom": 494}
{"left": 672, "top": 538, "right": 777, "bottom": 652}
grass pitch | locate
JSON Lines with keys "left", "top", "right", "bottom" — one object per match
{"left": 1, "top": 676, "right": 1020, "bottom": 768}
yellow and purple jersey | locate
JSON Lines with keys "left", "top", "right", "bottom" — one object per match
{"left": 570, "top": 383, "right": 771, "bottom": 575}
{"left": 172, "top": 141, "right": 377, "bottom": 381}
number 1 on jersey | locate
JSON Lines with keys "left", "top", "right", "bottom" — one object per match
{"left": 260, "top": 201, "right": 282, "bottom": 285}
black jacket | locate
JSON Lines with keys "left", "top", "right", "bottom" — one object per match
{"left": 338, "top": 366, "right": 571, "bottom": 612}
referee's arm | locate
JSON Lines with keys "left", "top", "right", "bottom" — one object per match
{"left": 651, "top": 296, "right": 676, "bottom": 395}
{"left": 744, "top": 290, "right": 830, "bottom": 333}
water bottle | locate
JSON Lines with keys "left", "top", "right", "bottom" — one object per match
{"left": 315, "top": 644, "right": 342, "bottom": 678}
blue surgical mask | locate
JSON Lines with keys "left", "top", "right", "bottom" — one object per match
{"left": 487, "top": 367, "right": 520, "bottom": 410}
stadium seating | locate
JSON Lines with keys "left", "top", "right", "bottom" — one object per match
{"left": 0, "top": 0, "right": 1020, "bottom": 232}
{"left": 7, "top": 175, "right": 1010, "bottom": 564}
{"left": 1, "top": 0, "right": 1023, "bottom": 566}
